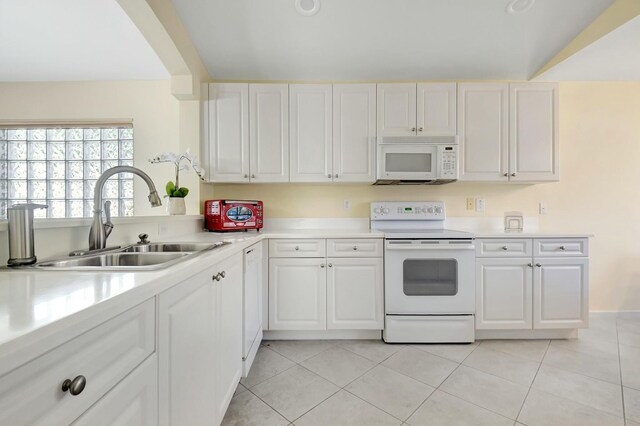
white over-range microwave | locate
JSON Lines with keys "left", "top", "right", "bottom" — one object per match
{"left": 375, "top": 136, "right": 458, "bottom": 185}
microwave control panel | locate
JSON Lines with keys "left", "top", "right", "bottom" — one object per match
{"left": 371, "top": 201, "right": 445, "bottom": 220}
{"left": 438, "top": 145, "right": 458, "bottom": 179}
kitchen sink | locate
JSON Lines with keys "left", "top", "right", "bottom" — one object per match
{"left": 121, "top": 242, "right": 220, "bottom": 253}
{"left": 35, "top": 241, "right": 230, "bottom": 270}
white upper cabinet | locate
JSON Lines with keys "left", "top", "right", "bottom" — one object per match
{"left": 377, "top": 83, "right": 417, "bottom": 137}
{"left": 207, "top": 83, "right": 250, "bottom": 182}
{"left": 332, "top": 84, "right": 377, "bottom": 182}
{"left": 458, "top": 82, "right": 559, "bottom": 183}
{"left": 509, "top": 83, "right": 559, "bottom": 182}
{"left": 458, "top": 83, "right": 509, "bottom": 181}
{"left": 417, "top": 83, "right": 457, "bottom": 136}
{"left": 290, "top": 84, "right": 333, "bottom": 182}
{"left": 249, "top": 84, "right": 289, "bottom": 182}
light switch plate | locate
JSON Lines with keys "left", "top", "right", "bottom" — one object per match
{"left": 476, "top": 198, "right": 485, "bottom": 213}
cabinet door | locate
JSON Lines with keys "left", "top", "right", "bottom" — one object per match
{"left": 243, "top": 244, "right": 263, "bottom": 361}
{"left": 458, "top": 83, "right": 509, "bottom": 181}
{"left": 269, "top": 258, "right": 327, "bottom": 330}
{"left": 214, "top": 253, "right": 243, "bottom": 423}
{"left": 533, "top": 258, "right": 588, "bottom": 329}
{"left": 208, "top": 83, "right": 250, "bottom": 182}
{"left": 476, "top": 258, "right": 532, "bottom": 330}
{"left": 158, "top": 267, "right": 217, "bottom": 426}
{"left": 417, "top": 83, "right": 456, "bottom": 136}
{"left": 377, "top": 83, "right": 417, "bottom": 137}
{"left": 249, "top": 84, "right": 289, "bottom": 182}
{"left": 509, "top": 83, "right": 559, "bottom": 182}
{"left": 332, "top": 84, "right": 376, "bottom": 182}
{"left": 290, "top": 84, "right": 333, "bottom": 182}
{"left": 73, "top": 355, "right": 158, "bottom": 426}
{"left": 327, "top": 258, "right": 383, "bottom": 330}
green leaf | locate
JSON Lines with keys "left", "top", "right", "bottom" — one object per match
{"left": 178, "top": 187, "right": 189, "bottom": 197}
{"left": 172, "top": 189, "right": 184, "bottom": 198}
{"left": 166, "top": 181, "right": 176, "bottom": 196}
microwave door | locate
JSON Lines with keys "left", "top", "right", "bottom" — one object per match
{"left": 379, "top": 144, "right": 438, "bottom": 180}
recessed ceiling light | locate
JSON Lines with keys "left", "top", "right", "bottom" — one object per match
{"left": 506, "top": 0, "right": 535, "bottom": 14}
{"left": 295, "top": 0, "right": 320, "bottom": 16}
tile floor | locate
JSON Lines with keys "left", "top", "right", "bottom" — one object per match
{"left": 222, "top": 313, "right": 640, "bottom": 426}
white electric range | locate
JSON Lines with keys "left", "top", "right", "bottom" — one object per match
{"left": 371, "top": 201, "right": 476, "bottom": 343}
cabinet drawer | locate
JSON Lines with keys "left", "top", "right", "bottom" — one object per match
{"left": 0, "top": 298, "right": 155, "bottom": 426}
{"left": 476, "top": 239, "right": 532, "bottom": 257}
{"left": 269, "top": 239, "right": 326, "bottom": 257}
{"left": 534, "top": 238, "right": 588, "bottom": 257}
{"left": 327, "top": 239, "right": 383, "bottom": 258}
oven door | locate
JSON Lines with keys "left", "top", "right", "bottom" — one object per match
{"left": 384, "top": 239, "right": 476, "bottom": 314}
{"left": 378, "top": 144, "right": 438, "bottom": 181}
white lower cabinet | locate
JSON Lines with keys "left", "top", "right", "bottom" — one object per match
{"left": 476, "top": 238, "right": 589, "bottom": 331}
{"left": 327, "top": 258, "right": 383, "bottom": 329}
{"left": 534, "top": 258, "right": 589, "bottom": 329}
{"left": 73, "top": 355, "right": 158, "bottom": 426}
{"left": 269, "top": 239, "right": 384, "bottom": 332}
{"left": 158, "top": 253, "right": 243, "bottom": 426}
{"left": 476, "top": 258, "right": 532, "bottom": 330}
{"left": 269, "top": 258, "right": 327, "bottom": 330}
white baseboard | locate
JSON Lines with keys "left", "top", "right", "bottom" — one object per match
{"left": 264, "top": 329, "right": 383, "bottom": 340}
{"left": 475, "top": 329, "right": 578, "bottom": 340}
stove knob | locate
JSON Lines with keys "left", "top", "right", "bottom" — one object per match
{"left": 435, "top": 207, "right": 444, "bottom": 214}
{"left": 427, "top": 207, "right": 435, "bottom": 214}
{"left": 374, "top": 207, "right": 381, "bottom": 214}
{"left": 383, "top": 208, "right": 390, "bottom": 214}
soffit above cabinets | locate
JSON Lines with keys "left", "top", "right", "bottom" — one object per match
{"left": 535, "top": 15, "right": 640, "bottom": 81}
{"left": 0, "top": 0, "right": 169, "bottom": 81}
{"left": 171, "top": 0, "right": 613, "bottom": 81}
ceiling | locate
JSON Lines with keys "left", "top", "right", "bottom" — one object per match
{"left": 0, "top": 0, "right": 168, "bottom": 81}
{"left": 171, "top": 0, "right": 615, "bottom": 81}
{"left": 536, "top": 15, "right": 640, "bottom": 81}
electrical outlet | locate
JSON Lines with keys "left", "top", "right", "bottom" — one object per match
{"left": 476, "top": 198, "right": 486, "bottom": 213}
{"left": 539, "top": 202, "right": 547, "bottom": 215}
{"left": 466, "top": 198, "right": 475, "bottom": 211}
{"left": 343, "top": 199, "right": 351, "bottom": 210}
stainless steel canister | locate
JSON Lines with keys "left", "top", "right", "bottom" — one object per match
{"left": 7, "top": 203, "right": 48, "bottom": 266}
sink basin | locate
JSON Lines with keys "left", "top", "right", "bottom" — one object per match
{"left": 121, "top": 242, "right": 220, "bottom": 253}
{"left": 37, "top": 252, "right": 189, "bottom": 269}
{"left": 35, "top": 241, "right": 230, "bottom": 270}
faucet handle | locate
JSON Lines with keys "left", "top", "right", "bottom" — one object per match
{"left": 138, "top": 233, "right": 150, "bottom": 244}
{"left": 103, "top": 201, "right": 114, "bottom": 238}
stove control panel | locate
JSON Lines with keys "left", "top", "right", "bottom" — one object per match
{"left": 371, "top": 202, "right": 445, "bottom": 220}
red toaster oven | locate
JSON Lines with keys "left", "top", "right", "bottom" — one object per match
{"left": 204, "top": 200, "right": 263, "bottom": 232}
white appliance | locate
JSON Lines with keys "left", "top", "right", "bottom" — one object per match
{"left": 375, "top": 136, "right": 458, "bottom": 185}
{"left": 371, "top": 201, "right": 476, "bottom": 343}
{"left": 242, "top": 243, "right": 263, "bottom": 376}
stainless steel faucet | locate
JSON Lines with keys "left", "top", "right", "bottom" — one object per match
{"left": 89, "top": 166, "right": 162, "bottom": 250}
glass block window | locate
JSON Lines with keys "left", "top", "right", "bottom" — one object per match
{"left": 0, "top": 126, "right": 134, "bottom": 220}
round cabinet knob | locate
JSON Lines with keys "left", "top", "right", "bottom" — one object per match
{"left": 320, "top": 264, "right": 325, "bottom": 268}
{"left": 352, "top": 246, "right": 358, "bottom": 251}
{"left": 220, "top": 271, "right": 226, "bottom": 278}
{"left": 334, "top": 174, "right": 338, "bottom": 178}
{"left": 62, "top": 375, "right": 86, "bottom": 396}
{"left": 213, "top": 273, "right": 221, "bottom": 281}
{"left": 418, "top": 127, "right": 424, "bottom": 132}
{"left": 328, "top": 174, "right": 331, "bottom": 179}
{"left": 328, "top": 263, "right": 333, "bottom": 267}
{"left": 511, "top": 173, "right": 516, "bottom": 177}
{"left": 528, "top": 263, "right": 533, "bottom": 267}
{"left": 536, "top": 263, "right": 542, "bottom": 267}
{"left": 244, "top": 174, "right": 249, "bottom": 179}
{"left": 294, "top": 246, "right": 300, "bottom": 251}
{"left": 559, "top": 246, "right": 566, "bottom": 251}
{"left": 503, "top": 173, "right": 508, "bottom": 177}
{"left": 251, "top": 174, "right": 256, "bottom": 179}
{"left": 411, "top": 128, "right": 416, "bottom": 132}
{"left": 502, "top": 246, "right": 508, "bottom": 251}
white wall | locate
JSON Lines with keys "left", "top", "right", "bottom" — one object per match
{"left": 0, "top": 80, "right": 200, "bottom": 216}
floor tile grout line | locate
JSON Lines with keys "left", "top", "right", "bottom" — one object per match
{"left": 340, "top": 386, "right": 409, "bottom": 423}
{"left": 262, "top": 341, "right": 338, "bottom": 364}
{"left": 514, "top": 338, "right": 550, "bottom": 422}
{"left": 616, "top": 316, "right": 628, "bottom": 426}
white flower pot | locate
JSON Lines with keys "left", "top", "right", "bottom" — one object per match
{"left": 166, "top": 197, "right": 186, "bottom": 215}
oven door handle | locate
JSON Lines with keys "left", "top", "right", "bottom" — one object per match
{"left": 385, "top": 244, "right": 475, "bottom": 251}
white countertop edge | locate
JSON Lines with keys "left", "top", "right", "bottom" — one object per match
{"left": 474, "top": 233, "right": 594, "bottom": 238}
